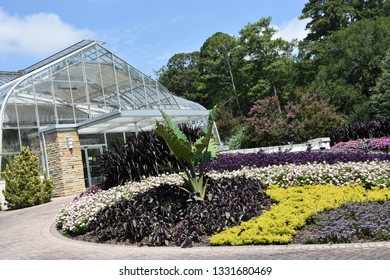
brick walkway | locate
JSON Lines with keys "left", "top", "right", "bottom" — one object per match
{"left": 1, "top": 195, "right": 390, "bottom": 260}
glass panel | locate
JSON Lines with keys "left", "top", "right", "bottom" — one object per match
{"left": 79, "top": 134, "right": 105, "bottom": 145}
{"left": 158, "top": 83, "right": 177, "bottom": 108}
{"left": 20, "top": 128, "right": 38, "bottom": 147}
{"left": 89, "top": 104, "right": 110, "bottom": 117}
{"left": 56, "top": 104, "right": 75, "bottom": 124}
{"left": 97, "top": 46, "right": 113, "bottom": 65}
{"left": 13, "top": 76, "right": 33, "bottom": 96}
{"left": 37, "top": 105, "right": 56, "bottom": 125}
{"left": 52, "top": 80, "right": 73, "bottom": 104}
{"left": 106, "top": 133, "right": 124, "bottom": 148}
{"left": 83, "top": 46, "right": 98, "bottom": 62}
{"left": 69, "top": 81, "right": 88, "bottom": 104}
{"left": 87, "top": 82, "right": 105, "bottom": 105}
{"left": 85, "top": 62, "right": 102, "bottom": 84}
{"left": 133, "top": 88, "right": 147, "bottom": 109}
{"left": 129, "top": 67, "right": 146, "bottom": 108}
{"left": 33, "top": 68, "right": 51, "bottom": 83}
{"left": 114, "top": 56, "right": 133, "bottom": 110}
{"left": 144, "top": 76, "right": 159, "bottom": 108}
{"left": 51, "top": 60, "right": 68, "bottom": 80}
{"left": 15, "top": 103, "right": 38, "bottom": 127}
{"left": 3, "top": 103, "right": 18, "bottom": 127}
{"left": 74, "top": 105, "right": 89, "bottom": 122}
{"left": 67, "top": 53, "right": 84, "bottom": 81}
{"left": 0, "top": 81, "right": 17, "bottom": 104}
{"left": 2, "top": 129, "right": 20, "bottom": 153}
{"left": 33, "top": 80, "right": 53, "bottom": 104}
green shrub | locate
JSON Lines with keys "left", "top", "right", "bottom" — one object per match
{"left": 2, "top": 146, "right": 53, "bottom": 210}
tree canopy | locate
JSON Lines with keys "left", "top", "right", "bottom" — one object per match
{"left": 156, "top": 1, "right": 390, "bottom": 144}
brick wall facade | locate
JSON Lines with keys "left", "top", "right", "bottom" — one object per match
{"left": 45, "top": 130, "right": 85, "bottom": 197}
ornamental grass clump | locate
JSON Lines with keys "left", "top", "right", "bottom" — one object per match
{"left": 302, "top": 200, "right": 390, "bottom": 244}
{"left": 97, "top": 124, "right": 202, "bottom": 189}
{"left": 210, "top": 184, "right": 367, "bottom": 246}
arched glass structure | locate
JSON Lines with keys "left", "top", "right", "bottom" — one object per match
{"left": 0, "top": 40, "right": 211, "bottom": 175}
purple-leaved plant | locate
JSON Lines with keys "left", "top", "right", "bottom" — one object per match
{"left": 206, "top": 151, "right": 390, "bottom": 172}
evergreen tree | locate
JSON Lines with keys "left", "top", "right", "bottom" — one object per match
{"left": 2, "top": 146, "right": 53, "bottom": 210}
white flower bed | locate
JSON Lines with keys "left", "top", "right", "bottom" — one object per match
{"left": 56, "top": 160, "right": 390, "bottom": 235}
{"left": 208, "top": 160, "right": 390, "bottom": 188}
{"left": 55, "top": 174, "right": 184, "bottom": 234}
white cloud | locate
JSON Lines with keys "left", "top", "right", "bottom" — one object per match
{"left": 0, "top": 8, "right": 94, "bottom": 59}
{"left": 274, "top": 17, "right": 310, "bottom": 42}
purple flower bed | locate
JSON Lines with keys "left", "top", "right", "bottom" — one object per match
{"left": 332, "top": 137, "right": 390, "bottom": 151}
{"left": 301, "top": 201, "right": 390, "bottom": 244}
{"left": 206, "top": 151, "right": 390, "bottom": 172}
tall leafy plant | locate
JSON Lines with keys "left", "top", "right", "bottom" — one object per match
{"left": 155, "top": 106, "right": 218, "bottom": 200}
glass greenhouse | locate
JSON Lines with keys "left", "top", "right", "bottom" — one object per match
{"left": 0, "top": 40, "right": 212, "bottom": 196}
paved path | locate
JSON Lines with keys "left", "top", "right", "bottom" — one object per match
{"left": 1, "top": 195, "right": 390, "bottom": 260}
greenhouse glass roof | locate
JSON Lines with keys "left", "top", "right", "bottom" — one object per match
{"left": 0, "top": 40, "right": 209, "bottom": 154}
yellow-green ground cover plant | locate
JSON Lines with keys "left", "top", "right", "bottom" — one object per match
{"left": 210, "top": 185, "right": 390, "bottom": 246}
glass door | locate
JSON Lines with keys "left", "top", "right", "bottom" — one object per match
{"left": 81, "top": 145, "right": 104, "bottom": 188}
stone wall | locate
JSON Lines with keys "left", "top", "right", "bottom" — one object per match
{"left": 45, "top": 130, "right": 85, "bottom": 197}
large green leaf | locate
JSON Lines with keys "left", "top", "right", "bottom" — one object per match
{"left": 155, "top": 121, "right": 195, "bottom": 164}
{"left": 159, "top": 109, "right": 190, "bottom": 146}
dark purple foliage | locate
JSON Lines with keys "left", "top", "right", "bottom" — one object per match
{"left": 301, "top": 201, "right": 390, "bottom": 244}
{"left": 205, "top": 151, "right": 390, "bottom": 172}
{"left": 88, "top": 177, "right": 271, "bottom": 247}
{"left": 97, "top": 124, "right": 202, "bottom": 189}
{"left": 329, "top": 116, "right": 390, "bottom": 145}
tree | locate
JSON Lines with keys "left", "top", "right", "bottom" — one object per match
{"left": 308, "top": 17, "right": 390, "bottom": 120}
{"left": 156, "top": 52, "right": 206, "bottom": 106}
{"left": 300, "top": 0, "right": 389, "bottom": 41}
{"left": 2, "top": 146, "right": 53, "bottom": 210}
{"left": 198, "top": 32, "right": 242, "bottom": 116}
{"left": 238, "top": 17, "right": 296, "bottom": 113}
{"left": 371, "top": 50, "right": 390, "bottom": 117}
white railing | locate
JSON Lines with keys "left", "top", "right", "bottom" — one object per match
{"left": 223, "top": 137, "right": 331, "bottom": 154}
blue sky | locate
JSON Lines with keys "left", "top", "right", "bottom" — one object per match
{"left": 0, "top": 0, "right": 310, "bottom": 77}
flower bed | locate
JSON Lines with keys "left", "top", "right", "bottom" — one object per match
{"left": 210, "top": 185, "right": 390, "bottom": 246}
{"left": 205, "top": 151, "right": 390, "bottom": 172}
{"left": 56, "top": 174, "right": 184, "bottom": 234}
{"left": 85, "top": 177, "right": 271, "bottom": 247}
{"left": 300, "top": 200, "right": 390, "bottom": 244}
{"left": 56, "top": 150, "right": 390, "bottom": 247}
{"left": 332, "top": 137, "right": 390, "bottom": 151}
{"left": 208, "top": 161, "right": 390, "bottom": 189}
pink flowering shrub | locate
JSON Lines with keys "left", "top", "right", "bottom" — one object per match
{"left": 332, "top": 137, "right": 390, "bottom": 151}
